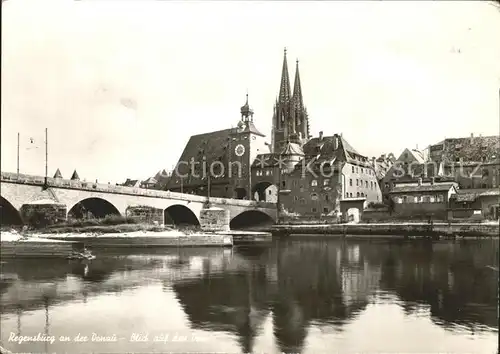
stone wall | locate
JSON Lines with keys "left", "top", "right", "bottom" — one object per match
{"left": 362, "top": 209, "right": 393, "bottom": 223}
{"left": 20, "top": 203, "right": 67, "bottom": 227}
{"left": 199, "top": 208, "right": 230, "bottom": 232}
{"left": 125, "top": 206, "right": 163, "bottom": 224}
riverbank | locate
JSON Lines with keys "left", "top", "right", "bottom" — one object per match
{"left": 1, "top": 229, "right": 233, "bottom": 248}
{"left": 271, "top": 221, "right": 500, "bottom": 238}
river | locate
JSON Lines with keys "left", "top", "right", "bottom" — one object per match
{"left": 0, "top": 238, "right": 498, "bottom": 354}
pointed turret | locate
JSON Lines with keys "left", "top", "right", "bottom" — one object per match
{"left": 70, "top": 170, "right": 80, "bottom": 181}
{"left": 240, "top": 92, "right": 254, "bottom": 122}
{"left": 278, "top": 48, "right": 291, "bottom": 104}
{"left": 53, "top": 168, "right": 63, "bottom": 179}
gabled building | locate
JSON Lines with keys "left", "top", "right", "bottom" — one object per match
{"left": 279, "top": 133, "right": 382, "bottom": 219}
{"left": 380, "top": 148, "right": 431, "bottom": 203}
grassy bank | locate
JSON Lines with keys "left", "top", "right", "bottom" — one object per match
{"left": 2, "top": 215, "right": 202, "bottom": 235}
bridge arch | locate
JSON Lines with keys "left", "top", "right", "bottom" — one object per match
{"left": 0, "top": 196, "right": 23, "bottom": 226}
{"left": 230, "top": 210, "right": 275, "bottom": 230}
{"left": 164, "top": 204, "right": 200, "bottom": 227}
{"left": 68, "top": 198, "right": 121, "bottom": 219}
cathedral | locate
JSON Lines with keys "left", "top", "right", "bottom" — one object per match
{"left": 166, "top": 49, "right": 381, "bottom": 218}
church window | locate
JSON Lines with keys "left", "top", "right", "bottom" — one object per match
{"left": 294, "top": 196, "right": 299, "bottom": 201}
{"left": 323, "top": 207, "right": 329, "bottom": 213}
{"left": 345, "top": 193, "right": 349, "bottom": 198}
{"left": 361, "top": 168, "right": 364, "bottom": 174}
{"left": 312, "top": 207, "right": 317, "bottom": 213}
{"left": 282, "top": 181, "right": 286, "bottom": 188}
{"left": 365, "top": 181, "right": 368, "bottom": 188}
{"left": 356, "top": 179, "right": 359, "bottom": 186}
{"left": 311, "top": 180, "right": 318, "bottom": 187}
{"left": 349, "top": 179, "right": 353, "bottom": 186}
{"left": 300, "top": 198, "right": 305, "bottom": 204}
{"left": 293, "top": 180, "right": 298, "bottom": 186}
{"left": 268, "top": 190, "right": 272, "bottom": 195}
{"left": 352, "top": 166, "right": 355, "bottom": 173}
{"left": 300, "top": 185, "right": 304, "bottom": 192}
{"left": 356, "top": 192, "right": 360, "bottom": 197}
{"left": 325, "top": 194, "right": 329, "bottom": 201}
{"left": 349, "top": 192, "right": 353, "bottom": 197}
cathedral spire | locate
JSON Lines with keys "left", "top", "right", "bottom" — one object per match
{"left": 292, "top": 58, "right": 303, "bottom": 107}
{"left": 278, "top": 48, "right": 291, "bottom": 104}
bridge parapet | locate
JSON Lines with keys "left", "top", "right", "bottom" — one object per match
{"left": 1, "top": 172, "right": 275, "bottom": 209}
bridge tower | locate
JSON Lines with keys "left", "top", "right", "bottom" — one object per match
{"left": 229, "top": 93, "right": 268, "bottom": 200}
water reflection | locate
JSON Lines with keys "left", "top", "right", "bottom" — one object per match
{"left": 0, "top": 239, "right": 497, "bottom": 354}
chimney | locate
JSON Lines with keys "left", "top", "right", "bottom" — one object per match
{"left": 319, "top": 131, "right": 323, "bottom": 140}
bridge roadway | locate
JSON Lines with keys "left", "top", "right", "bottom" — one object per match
{"left": 0, "top": 172, "right": 277, "bottom": 227}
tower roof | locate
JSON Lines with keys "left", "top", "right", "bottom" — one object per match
{"left": 240, "top": 93, "right": 254, "bottom": 119}
{"left": 70, "top": 170, "right": 80, "bottom": 181}
{"left": 278, "top": 48, "right": 291, "bottom": 104}
{"left": 53, "top": 168, "right": 63, "bottom": 179}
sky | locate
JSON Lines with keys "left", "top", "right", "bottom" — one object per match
{"left": 2, "top": 0, "right": 500, "bottom": 184}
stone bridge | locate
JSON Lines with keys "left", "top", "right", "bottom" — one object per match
{"left": 0, "top": 172, "right": 277, "bottom": 229}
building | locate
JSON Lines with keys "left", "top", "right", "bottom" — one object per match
{"left": 428, "top": 134, "right": 500, "bottom": 220}
{"left": 121, "top": 179, "right": 141, "bottom": 188}
{"left": 389, "top": 179, "right": 458, "bottom": 219}
{"left": 278, "top": 132, "right": 382, "bottom": 220}
{"left": 141, "top": 177, "right": 157, "bottom": 189}
{"left": 380, "top": 134, "right": 500, "bottom": 220}
{"left": 370, "top": 153, "right": 395, "bottom": 182}
{"left": 380, "top": 148, "right": 431, "bottom": 203}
